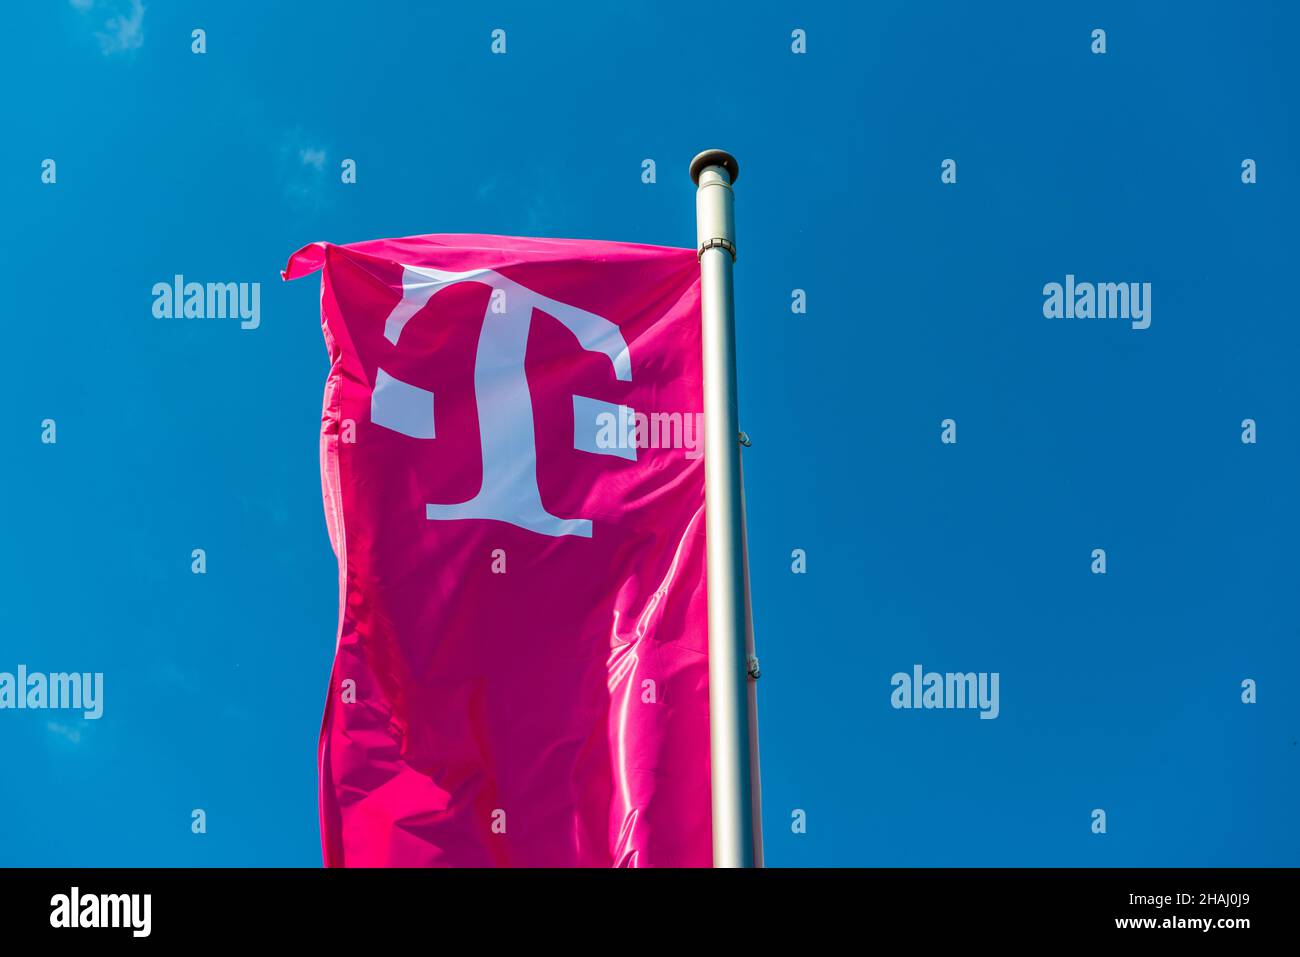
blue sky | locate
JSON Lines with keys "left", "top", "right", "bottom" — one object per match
{"left": 1, "top": 1, "right": 1297, "bottom": 866}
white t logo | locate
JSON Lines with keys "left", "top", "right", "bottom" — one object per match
{"left": 372, "top": 264, "right": 631, "bottom": 538}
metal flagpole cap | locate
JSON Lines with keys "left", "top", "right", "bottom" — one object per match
{"left": 689, "top": 149, "right": 739, "bottom": 185}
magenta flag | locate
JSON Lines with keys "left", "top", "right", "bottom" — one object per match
{"left": 283, "top": 234, "right": 711, "bottom": 866}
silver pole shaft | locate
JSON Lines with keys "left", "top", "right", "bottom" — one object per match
{"left": 738, "top": 455, "right": 765, "bottom": 867}
{"left": 691, "top": 149, "right": 760, "bottom": 868}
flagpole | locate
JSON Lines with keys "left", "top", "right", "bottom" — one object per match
{"left": 691, "top": 149, "right": 761, "bottom": 867}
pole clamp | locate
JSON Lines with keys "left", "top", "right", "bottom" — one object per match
{"left": 747, "top": 655, "right": 761, "bottom": 680}
{"left": 698, "top": 237, "right": 736, "bottom": 261}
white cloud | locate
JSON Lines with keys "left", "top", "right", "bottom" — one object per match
{"left": 47, "top": 721, "right": 82, "bottom": 744}
{"left": 299, "top": 148, "right": 327, "bottom": 171}
{"left": 94, "top": 0, "right": 145, "bottom": 55}
{"left": 69, "top": 0, "right": 94, "bottom": 12}
{"left": 278, "top": 130, "right": 334, "bottom": 210}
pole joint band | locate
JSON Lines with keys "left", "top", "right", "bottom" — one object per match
{"left": 698, "top": 237, "right": 736, "bottom": 261}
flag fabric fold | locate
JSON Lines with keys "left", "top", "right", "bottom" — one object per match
{"left": 283, "top": 233, "right": 712, "bottom": 867}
